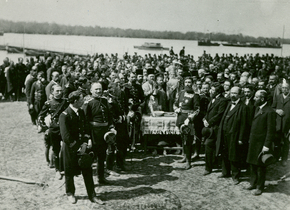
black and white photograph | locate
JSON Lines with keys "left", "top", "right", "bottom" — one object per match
{"left": 0, "top": 0, "right": 289, "bottom": 209}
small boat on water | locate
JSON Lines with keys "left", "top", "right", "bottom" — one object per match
{"left": 7, "top": 46, "right": 24, "bottom": 53}
{"left": 222, "top": 42, "right": 282, "bottom": 49}
{"left": 1, "top": 44, "right": 86, "bottom": 57}
{"left": 134, "top": 42, "right": 169, "bottom": 50}
{"left": 198, "top": 39, "right": 220, "bottom": 46}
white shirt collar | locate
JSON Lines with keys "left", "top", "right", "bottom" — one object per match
{"left": 283, "top": 93, "right": 290, "bottom": 99}
{"left": 69, "top": 104, "right": 79, "bottom": 116}
{"left": 259, "top": 102, "right": 267, "bottom": 110}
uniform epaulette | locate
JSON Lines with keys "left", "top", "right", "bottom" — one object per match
{"left": 84, "top": 97, "right": 94, "bottom": 104}
{"left": 62, "top": 111, "right": 67, "bottom": 115}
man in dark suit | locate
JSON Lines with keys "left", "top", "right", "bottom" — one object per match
{"left": 203, "top": 83, "right": 227, "bottom": 175}
{"left": 242, "top": 84, "right": 256, "bottom": 124}
{"left": 246, "top": 90, "right": 276, "bottom": 196}
{"left": 25, "top": 67, "right": 37, "bottom": 125}
{"left": 192, "top": 83, "right": 210, "bottom": 159}
{"left": 59, "top": 91, "right": 104, "bottom": 205}
{"left": 271, "top": 82, "right": 290, "bottom": 166}
{"left": 216, "top": 86, "right": 249, "bottom": 184}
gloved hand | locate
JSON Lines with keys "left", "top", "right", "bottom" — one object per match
{"left": 174, "top": 108, "right": 181, "bottom": 114}
{"left": 87, "top": 139, "right": 92, "bottom": 149}
{"left": 78, "top": 143, "right": 88, "bottom": 155}
{"left": 184, "top": 118, "right": 190, "bottom": 126}
{"left": 110, "top": 128, "right": 117, "bottom": 135}
{"left": 262, "top": 146, "right": 269, "bottom": 153}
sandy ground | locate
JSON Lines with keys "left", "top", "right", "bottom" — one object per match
{"left": 0, "top": 101, "right": 290, "bottom": 210}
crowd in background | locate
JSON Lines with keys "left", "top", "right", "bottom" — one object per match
{"left": 0, "top": 47, "right": 290, "bottom": 200}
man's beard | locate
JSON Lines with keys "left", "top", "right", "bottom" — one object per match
{"left": 254, "top": 100, "right": 263, "bottom": 107}
{"left": 230, "top": 96, "right": 237, "bottom": 102}
{"left": 185, "top": 86, "right": 193, "bottom": 93}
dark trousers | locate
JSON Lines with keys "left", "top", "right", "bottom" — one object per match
{"left": 91, "top": 126, "right": 108, "bottom": 180}
{"left": 183, "top": 134, "right": 194, "bottom": 163}
{"left": 221, "top": 134, "right": 241, "bottom": 180}
{"left": 274, "top": 131, "right": 289, "bottom": 162}
{"left": 115, "top": 123, "right": 129, "bottom": 169}
{"left": 221, "top": 154, "right": 240, "bottom": 180}
{"left": 93, "top": 144, "right": 107, "bottom": 180}
{"left": 106, "top": 144, "right": 115, "bottom": 170}
{"left": 106, "top": 143, "right": 128, "bottom": 170}
{"left": 50, "top": 128, "right": 62, "bottom": 171}
{"left": 65, "top": 167, "right": 95, "bottom": 199}
{"left": 205, "top": 138, "right": 216, "bottom": 172}
{"left": 250, "top": 164, "right": 266, "bottom": 190}
{"left": 34, "top": 100, "right": 45, "bottom": 117}
{"left": 28, "top": 103, "right": 37, "bottom": 125}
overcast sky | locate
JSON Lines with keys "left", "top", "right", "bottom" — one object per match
{"left": 0, "top": 0, "right": 289, "bottom": 38}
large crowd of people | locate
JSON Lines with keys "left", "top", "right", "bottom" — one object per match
{"left": 0, "top": 48, "right": 290, "bottom": 204}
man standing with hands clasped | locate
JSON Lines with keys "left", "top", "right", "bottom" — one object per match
{"left": 246, "top": 90, "right": 276, "bottom": 196}
{"left": 59, "top": 91, "right": 104, "bottom": 205}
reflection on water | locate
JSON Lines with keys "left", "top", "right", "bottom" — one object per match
{"left": 0, "top": 33, "right": 289, "bottom": 62}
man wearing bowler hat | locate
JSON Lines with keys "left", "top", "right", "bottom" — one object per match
{"left": 246, "top": 90, "right": 276, "bottom": 196}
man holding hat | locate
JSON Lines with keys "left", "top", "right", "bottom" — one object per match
{"left": 174, "top": 77, "right": 200, "bottom": 169}
{"left": 84, "top": 82, "right": 116, "bottom": 185}
{"left": 246, "top": 90, "right": 276, "bottom": 196}
{"left": 59, "top": 91, "right": 104, "bottom": 205}
{"left": 203, "top": 83, "right": 227, "bottom": 176}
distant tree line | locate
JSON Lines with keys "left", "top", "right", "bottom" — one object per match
{"left": 0, "top": 19, "right": 289, "bottom": 44}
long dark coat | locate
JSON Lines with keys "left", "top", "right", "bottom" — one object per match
{"left": 59, "top": 106, "right": 87, "bottom": 176}
{"left": 204, "top": 95, "right": 227, "bottom": 135}
{"left": 271, "top": 94, "right": 290, "bottom": 132}
{"left": 246, "top": 104, "right": 276, "bottom": 166}
{"left": 216, "top": 100, "right": 249, "bottom": 162}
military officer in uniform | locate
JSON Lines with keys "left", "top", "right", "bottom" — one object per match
{"left": 84, "top": 82, "right": 116, "bottom": 184}
{"left": 123, "top": 73, "right": 144, "bottom": 150}
{"left": 105, "top": 82, "right": 129, "bottom": 172}
{"left": 174, "top": 77, "right": 200, "bottom": 169}
{"left": 59, "top": 91, "right": 104, "bottom": 205}
{"left": 38, "top": 84, "right": 68, "bottom": 179}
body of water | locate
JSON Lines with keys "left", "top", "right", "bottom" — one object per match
{"left": 0, "top": 33, "right": 289, "bottom": 62}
